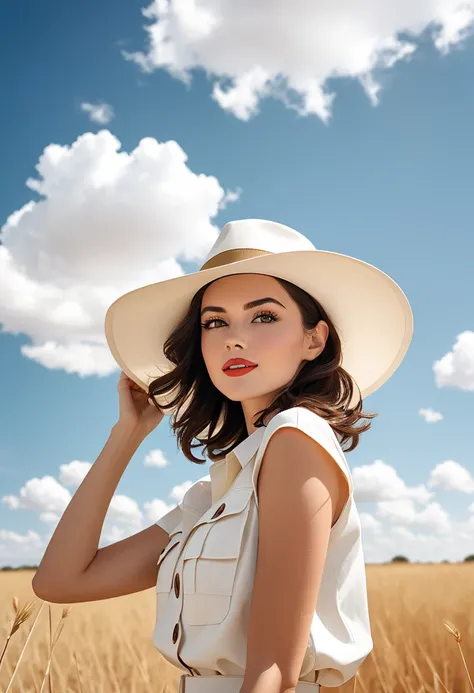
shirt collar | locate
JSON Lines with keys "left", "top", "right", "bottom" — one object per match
{"left": 186, "top": 425, "right": 266, "bottom": 516}
{"left": 231, "top": 425, "right": 266, "bottom": 468}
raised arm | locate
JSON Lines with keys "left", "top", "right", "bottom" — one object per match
{"left": 32, "top": 372, "right": 168, "bottom": 604}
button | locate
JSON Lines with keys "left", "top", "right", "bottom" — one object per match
{"left": 211, "top": 503, "right": 226, "bottom": 519}
{"left": 172, "top": 623, "right": 179, "bottom": 643}
{"left": 174, "top": 572, "right": 180, "bottom": 598}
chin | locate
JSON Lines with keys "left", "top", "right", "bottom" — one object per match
{"left": 218, "top": 386, "right": 255, "bottom": 403}
{"left": 221, "top": 392, "right": 245, "bottom": 402}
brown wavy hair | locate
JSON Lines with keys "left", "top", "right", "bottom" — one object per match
{"left": 148, "top": 274, "right": 377, "bottom": 463}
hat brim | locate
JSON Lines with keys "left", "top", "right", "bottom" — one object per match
{"left": 104, "top": 249, "right": 413, "bottom": 413}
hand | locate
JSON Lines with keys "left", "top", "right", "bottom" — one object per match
{"left": 116, "top": 371, "right": 165, "bottom": 437}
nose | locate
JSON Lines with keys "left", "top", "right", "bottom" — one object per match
{"left": 225, "top": 334, "right": 246, "bottom": 350}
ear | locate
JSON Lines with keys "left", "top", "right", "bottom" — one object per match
{"left": 305, "top": 320, "right": 329, "bottom": 361}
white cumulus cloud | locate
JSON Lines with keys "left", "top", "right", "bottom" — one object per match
{"left": 144, "top": 449, "right": 169, "bottom": 468}
{"left": 39, "top": 512, "right": 61, "bottom": 525}
{"left": 2, "top": 476, "right": 72, "bottom": 515}
{"left": 433, "top": 331, "right": 474, "bottom": 391}
{"left": 0, "top": 529, "right": 43, "bottom": 548}
{"left": 377, "top": 498, "right": 451, "bottom": 535}
{"left": 428, "top": 460, "right": 474, "bottom": 493}
{"left": 377, "top": 498, "right": 418, "bottom": 524}
{"left": 419, "top": 407, "right": 443, "bottom": 423}
{"left": 359, "top": 512, "right": 382, "bottom": 533}
{"left": 2, "top": 468, "right": 144, "bottom": 534}
{"left": 352, "top": 460, "right": 433, "bottom": 504}
{"left": 414, "top": 502, "right": 451, "bottom": 534}
{"left": 107, "top": 494, "right": 143, "bottom": 526}
{"left": 169, "top": 480, "right": 194, "bottom": 502}
{"left": 124, "top": 0, "right": 474, "bottom": 121}
{"left": 59, "top": 460, "right": 92, "bottom": 486}
{"left": 143, "top": 478, "right": 196, "bottom": 523}
{"left": 80, "top": 102, "right": 115, "bottom": 124}
{"left": 144, "top": 498, "right": 177, "bottom": 523}
{"left": 0, "top": 130, "right": 238, "bottom": 377}
{"left": 391, "top": 526, "right": 417, "bottom": 540}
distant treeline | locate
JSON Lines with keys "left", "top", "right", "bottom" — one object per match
{"left": 1, "top": 556, "right": 474, "bottom": 571}
{"left": 1, "top": 565, "right": 40, "bottom": 571}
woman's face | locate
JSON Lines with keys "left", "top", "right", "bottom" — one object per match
{"left": 200, "top": 273, "right": 328, "bottom": 431}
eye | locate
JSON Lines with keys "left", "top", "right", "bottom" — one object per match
{"left": 201, "top": 310, "right": 279, "bottom": 330}
{"left": 201, "top": 317, "right": 225, "bottom": 329}
{"left": 253, "top": 310, "right": 278, "bottom": 323}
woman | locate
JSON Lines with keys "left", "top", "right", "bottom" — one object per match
{"left": 32, "top": 219, "right": 413, "bottom": 693}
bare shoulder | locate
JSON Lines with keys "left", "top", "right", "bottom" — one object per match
{"left": 257, "top": 422, "right": 349, "bottom": 526}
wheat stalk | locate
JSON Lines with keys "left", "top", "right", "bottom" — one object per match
{"left": 444, "top": 621, "right": 474, "bottom": 692}
{"left": 417, "top": 645, "right": 451, "bottom": 693}
{"left": 4, "top": 600, "right": 46, "bottom": 693}
{"left": 0, "top": 597, "right": 37, "bottom": 671}
{"left": 74, "top": 650, "right": 84, "bottom": 693}
{"left": 38, "top": 605, "right": 72, "bottom": 693}
{"left": 48, "top": 603, "right": 54, "bottom": 693}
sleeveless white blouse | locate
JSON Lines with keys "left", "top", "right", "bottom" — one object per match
{"left": 153, "top": 406, "right": 373, "bottom": 687}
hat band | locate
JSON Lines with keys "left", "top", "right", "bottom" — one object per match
{"left": 199, "top": 248, "right": 273, "bottom": 271}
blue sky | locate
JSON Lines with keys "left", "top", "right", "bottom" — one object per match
{"left": 1, "top": 1, "right": 474, "bottom": 567}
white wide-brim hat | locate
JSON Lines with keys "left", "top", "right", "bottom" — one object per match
{"left": 105, "top": 219, "right": 413, "bottom": 411}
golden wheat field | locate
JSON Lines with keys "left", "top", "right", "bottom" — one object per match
{"left": 0, "top": 564, "right": 472, "bottom": 693}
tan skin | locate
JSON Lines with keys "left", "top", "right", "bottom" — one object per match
{"left": 200, "top": 273, "right": 329, "bottom": 435}
{"left": 32, "top": 372, "right": 170, "bottom": 603}
{"left": 32, "top": 273, "right": 345, "bottom": 605}
{"left": 200, "top": 274, "right": 345, "bottom": 525}
{"left": 117, "top": 370, "right": 165, "bottom": 434}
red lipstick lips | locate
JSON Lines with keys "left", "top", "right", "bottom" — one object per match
{"left": 222, "top": 357, "right": 258, "bottom": 377}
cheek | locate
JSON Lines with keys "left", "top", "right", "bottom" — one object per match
{"left": 261, "top": 323, "right": 302, "bottom": 353}
{"left": 201, "top": 333, "right": 218, "bottom": 370}
{"left": 200, "top": 334, "right": 209, "bottom": 362}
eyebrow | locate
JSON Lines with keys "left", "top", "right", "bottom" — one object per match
{"left": 200, "top": 297, "right": 286, "bottom": 318}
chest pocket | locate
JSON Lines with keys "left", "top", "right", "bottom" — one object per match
{"left": 155, "top": 524, "right": 183, "bottom": 619}
{"left": 181, "top": 486, "right": 253, "bottom": 626}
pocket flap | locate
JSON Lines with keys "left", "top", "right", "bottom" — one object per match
{"left": 206, "top": 486, "right": 253, "bottom": 523}
{"left": 200, "top": 508, "right": 250, "bottom": 559}
{"left": 183, "top": 523, "right": 212, "bottom": 559}
{"left": 183, "top": 487, "right": 253, "bottom": 560}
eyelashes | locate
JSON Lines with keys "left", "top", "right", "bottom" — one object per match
{"left": 201, "top": 310, "right": 279, "bottom": 330}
